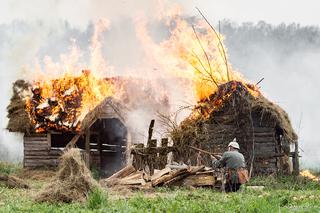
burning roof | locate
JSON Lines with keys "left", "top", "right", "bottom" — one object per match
{"left": 6, "top": 9, "right": 296, "bottom": 142}
{"left": 6, "top": 73, "right": 171, "bottom": 134}
{"left": 171, "top": 80, "right": 297, "bottom": 151}
{"left": 169, "top": 80, "right": 297, "bottom": 170}
{"left": 25, "top": 70, "right": 115, "bottom": 133}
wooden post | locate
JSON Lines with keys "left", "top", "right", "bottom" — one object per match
{"left": 148, "top": 119, "right": 155, "bottom": 141}
{"left": 85, "top": 130, "right": 90, "bottom": 168}
{"left": 47, "top": 133, "right": 51, "bottom": 148}
{"left": 292, "top": 141, "right": 300, "bottom": 175}
{"left": 147, "top": 139, "right": 157, "bottom": 175}
{"left": 98, "top": 134, "right": 102, "bottom": 170}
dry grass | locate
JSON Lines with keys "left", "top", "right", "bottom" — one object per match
{"left": 0, "top": 174, "right": 29, "bottom": 189}
{"left": 6, "top": 80, "right": 33, "bottom": 133}
{"left": 35, "top": 148, "right": 100, "bottom": 203}
{"left": 18, "top": 169, "right": 56, "bottom": 181}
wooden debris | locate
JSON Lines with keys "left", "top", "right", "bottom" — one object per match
{"left": 102, "top": 164, "right": 222, "bottom": 189}
{"left": 106, "top": 165, "right": 136, "bottom": 180}
{"left": 152, "top": 168, "right": 188, "bottom": 186}
{"left": 151, "top": 167, "right": 171, "bottom": 181}
{"left": 182, "top": 174, "right": 215, "bottom": 186}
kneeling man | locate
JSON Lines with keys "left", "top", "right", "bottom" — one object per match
{"left": 211, "top": 139, "right": 249, "bottom": 192}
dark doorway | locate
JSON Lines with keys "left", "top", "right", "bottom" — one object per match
{"left": 90, "top": 118, "right": 128, "bottom": 177}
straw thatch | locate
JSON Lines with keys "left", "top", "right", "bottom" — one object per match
{"left": 7, "top": 77, "right": 170, "bottom": 134}
{"left": 35, "top": 148, "right": 100, "bottom": 203}
{"left": 171, "top": 81, "right": 297, "bottom": 167}
{"left": 6, "top": 80, "right": 33, "bottom": 133}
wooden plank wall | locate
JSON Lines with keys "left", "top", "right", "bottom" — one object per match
{"left": 24, "top": 134, "right": 62, "bottom": 168}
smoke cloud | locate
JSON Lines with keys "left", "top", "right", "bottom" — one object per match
{"left": 0, "top": 1, "right": 319, "bottom": 169}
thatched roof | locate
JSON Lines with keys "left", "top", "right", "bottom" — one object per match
{"left": 5, "top": 80, "right": 127, "bottom": 134}
{"left": 7, "top": 77, "right": 170, "bottom": 134}
{"left": 250, "top": 92, "right": 298, "bottom": 142}
{"left": 173, "top": 81, "right": 297, "bottom": 145}
{"left": 6, "top": 80, "right": 33, "bottom": 133}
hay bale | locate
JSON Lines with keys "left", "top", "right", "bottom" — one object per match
{"left": 35, "top": 148, "right": 100, "bottom": 203}
{"left": 6, "top": 80, "right": 33, "bottom": 133}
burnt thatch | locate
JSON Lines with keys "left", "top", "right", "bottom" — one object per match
{"left": 171, "top": 81, "right": 297, "bottom": 170}
{"left": 6, "top": 80, "right": 33, "bottom": 134}
{"left": 7, "top": 77, "right": 170, "bottom": 134}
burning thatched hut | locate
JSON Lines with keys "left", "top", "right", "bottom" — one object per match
{"left": 171, "top": 81, "right": 299, "bottom": 175}
{"left": 9, "top": 93, "right": 130, "bottom": 177}
{"left": 6, "top": 73, "right": 171, "bottom": 177}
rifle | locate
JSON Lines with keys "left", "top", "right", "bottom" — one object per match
{"left": 188, "top": 145, "right": 222, "bottom": 159}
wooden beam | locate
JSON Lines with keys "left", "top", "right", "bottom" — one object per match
{"left": 106, "top": 165, "right": 136, "bottom": 180}
{"left": 85, "top": 130, "right": 90, "bottom": 168}
{"left": 292, "top": 141, "right": 300, "bottom": 175}
{"left": 65, "top": 134, "right": 81, "bottom": 149}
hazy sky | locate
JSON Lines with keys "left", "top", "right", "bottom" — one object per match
{"left": 0, "top": 0, "right": 319, "bottom": 27}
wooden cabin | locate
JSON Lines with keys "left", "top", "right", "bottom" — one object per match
{"left": 22, "top": 97, "right": 131, "bottom": 177}
{"left": 6, "top": 78, "right": 170, "bottom": 177}
{"left": 172, "top": 81, "right": 299, "bottom": 176}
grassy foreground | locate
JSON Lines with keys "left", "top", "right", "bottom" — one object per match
{"left": 0, "top": 163, "right": 320, "bottom": 213}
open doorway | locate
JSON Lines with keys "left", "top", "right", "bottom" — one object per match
{"left": 90, "top": 118, "right": 128, "bottom": 177}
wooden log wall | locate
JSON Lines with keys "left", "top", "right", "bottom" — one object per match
{"left": 203, "top": 123, "right": 283, "bottom": 175}
{"left": 24, "top": 133, "right": 93, "bottom": 168}
{"left": 24, "top": 134, "right": 62, "bottom": 167}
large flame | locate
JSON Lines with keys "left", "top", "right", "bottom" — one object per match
{"left": 136, "top": 7, "right": 259, "bottom": 102}
{"left": 26, "top": 71, "right": 115, "bottom": 133}
{"left": 24, "top": 20, "right": 116, "bottom": 133}
{"left": 24, "top": 7, "right": 261, "bottom": 133}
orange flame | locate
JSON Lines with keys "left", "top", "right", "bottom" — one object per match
{"left": 26, "top": 71, "right": 115, "bottom": 132}
{"left": 136, "top": 8, "right": 259, "bottom": 102}
{"left": 300, "top": 170, "right": 320, "bottom": 181}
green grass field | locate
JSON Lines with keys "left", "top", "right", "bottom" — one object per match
{"left": 0, "top": 163, "right": 320, "bottom": 213}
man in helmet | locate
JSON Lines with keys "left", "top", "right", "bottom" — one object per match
{"left": 211, "top": 138, "right": 249, "bottom": 192}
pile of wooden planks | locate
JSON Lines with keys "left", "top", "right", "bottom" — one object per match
{"left": 101, "top": 165, "right": 222, "bottom": 188}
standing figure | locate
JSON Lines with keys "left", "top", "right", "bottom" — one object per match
{"left": 211, "top": 138, "right": 249, "bottom": 192}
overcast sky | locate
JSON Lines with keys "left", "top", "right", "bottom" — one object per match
{"left": 0, "top": 0, "right": 319, "bottom": 27}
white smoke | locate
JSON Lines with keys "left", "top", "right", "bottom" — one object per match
{"left": 0, "top": 0, "right": 319, "bottom": 169}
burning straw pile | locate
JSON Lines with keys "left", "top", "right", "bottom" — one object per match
{"left": 35, "top": 148, "right": 100, "bottom": 203}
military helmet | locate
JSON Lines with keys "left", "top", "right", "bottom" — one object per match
{"left": 228, "top": 138, "right": 240, "bottom": 149}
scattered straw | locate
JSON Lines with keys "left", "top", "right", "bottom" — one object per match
{"left": 0, "top": 174, "right": 29, "bottom": 189}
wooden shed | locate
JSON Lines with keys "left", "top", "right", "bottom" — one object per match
{"left": 172, "top": 81, "right": 299, "bottom": 176}
{"left": 21, "top": 97, "right": 131, "bottom": 177}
